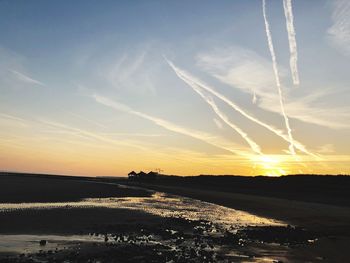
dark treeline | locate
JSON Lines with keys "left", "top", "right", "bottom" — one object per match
{"left": 127, "top": 174, "right": 350, "bottom": 207}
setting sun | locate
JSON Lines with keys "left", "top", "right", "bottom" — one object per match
{"left": 252, "top": 155, "right": 287, "bottom": 176}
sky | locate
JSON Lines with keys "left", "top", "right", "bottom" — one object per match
{"left": 0, "top": 0, "right": 349, "bottom": 176}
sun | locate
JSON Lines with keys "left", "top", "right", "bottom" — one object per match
{"left": 254, "top": 155, "right": 287, "bottom": 177}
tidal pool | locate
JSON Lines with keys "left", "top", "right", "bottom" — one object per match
{"left": 0, "top": 234, "right": 104, "bottom": 254}
{"left": 0, "top": 191, "right": 284, "bottom": 229}
{"left": 0, "top": 187, "right": 289, "bottom": 261}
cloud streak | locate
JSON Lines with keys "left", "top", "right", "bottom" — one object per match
{"left": 197, "top": 47, "right": 350, "bottom": 129}
{"left": 92, "top": 94, "right": 252, "bottom": 158}
{"left": 38, "top": 119, "right": 149, "bottom": 151}
{"left": 252, "top": 91, "right": 257, "bottom": 104}
{"left": 0, "top": 113, "right": 29, "bottom": 128}
{"left": 166, "top": 59, "right": 262, "bottom": 155}
{"left": 282, "top": 0, "right": 300, "bottom": 85}
{"left": 262, "top": 0, "right": 296, "bottom": 155}
{"left": 103, "top": 51, "right": 157, "bottom": 95}
{"left": 327, "top": 0, "right": 350, "bottom": 56}
{"left": 9, "top": 70, "right": 45, "bottom": 87}
{"left": 167, "top": 59, "right": 316, "bottom": 157}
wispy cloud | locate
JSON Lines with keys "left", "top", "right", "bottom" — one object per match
{"left": 262, "top": 0, "right": 296, "bottom": 155}
{"left": 103, "top": 51, "right": 157, "bottom": 95}
{"left": 9, "top": 69, "right": 45, "bottom": 87}
{"left": 0, "top": 112, "right": 201, "bottom": 168}
{"left": 252, "top": 91, "right": 257, "bottom": 104}
{"left": 174, "top": 58, "right": 316, "bottom": 157}
{"left": 166, "top": 59, "right": 263, "bottom": 155}
{"left": 197, "top": 47, "right": 279, "bottom": 100}
{"left": 38, "top": 118, "right": 149, "bottom": 151}
{"left": 0, "top": 113, "right": 29, "bottom": 128}
{"left": 282, "top": 0, "right": 300, "bottom": 85}
{"left": 197, "top": 47, "right": 350, "bottom": 129}
{"left": 316, "top": 143, "right": 335, "bottom": 154}
{"left": 259, "top": 93, "right": 350, "bottom": 129}
{"left": 327, "top": 0, "right": 350, "bottom": 56}
{"left": 91, "top": 94, "right": 252, "bottom": 157}
{"left": 213, "top": 118, "right": 224, "bottom": 130}
{"left": 100, "top": 132, "right": 166, "bottom": 138}
{"left": 107, "top": 53, "right": 144, "bottom": 84}
{"left": 66, "top": 112, "right": 107, "bottom": 129}
{"left": 0, "top": 47, "right": 46, "bottom": 89}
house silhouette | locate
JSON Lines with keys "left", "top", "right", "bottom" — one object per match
{"left": 128, "top": 171, "right": 158, "bottom": 181}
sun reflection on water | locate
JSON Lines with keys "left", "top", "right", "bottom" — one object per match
{"left": 0, "top": 192, "right": 284, "bottom": 229}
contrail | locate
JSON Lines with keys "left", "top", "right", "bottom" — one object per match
{"left": 252, "top": 91, "right": 257, "bottom": 104}
{"left": 283, "top": 0, "right": 299, "bottom": 85}
{"left": 39, "top": 119, "right": 149, "bottom": 151}
{"left": 9, "top": 69, "right": 46, "bottom": 87}
{"left": 92, "top": 94, "right": 252, "bottom": 158}
{"left": 171, "top": 69, "right": 263, "bottom": 155}
{"left": 166, "top": 59, "right": 317, "bottom": 158}
{"left": 195, "top": 89, "right": 262, "bottom": 155}
{"left": 262, "top": 0, "right": 296, "bottom": 155}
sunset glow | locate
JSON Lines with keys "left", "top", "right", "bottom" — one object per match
{"left": 0, "top": 0, "right": 349, "bottom": 176}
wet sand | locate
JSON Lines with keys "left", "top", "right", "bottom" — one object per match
{"left": 122, "top": 182, "right": 350, "bottom": 262}
{"left": 0, "top": 206, "right": 319, "bottom": 262}
{"left": 129, "top": 183, "right": 350, "bottom": 233}
{"left": 0, "top": 207, "right": 163, "bottom": 234}
{"left": 0, "top": 174, "right": 150, "bottom": 203}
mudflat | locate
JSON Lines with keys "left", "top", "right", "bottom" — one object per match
{"left": 127, "top": 182, "right": 350, "bottom": 235}
{"left": 1, "top": 173, "right": 350, "bottom": 262}
{"left": 0, "top": 173, "right": 150, "bottom": 203}
{"left": 119, "top": 179, "right": 350, "bottom": 263}
{"left": 0, "top": 207, "right": 163, "bottom": 234}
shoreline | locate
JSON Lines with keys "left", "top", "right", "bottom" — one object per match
{"left": 122, "top": 182, "right": 350, "bottom": 235}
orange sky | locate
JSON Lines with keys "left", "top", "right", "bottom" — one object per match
{"left": 1, "top": 1, "right": 350, "bottom": 177}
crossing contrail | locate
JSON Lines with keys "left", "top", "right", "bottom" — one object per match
{"left": 92, "top": 94, "right": 252, "bottom": 158}
{"left": 283, "top": 0, "right": 300, "bottom": 85}
{"left": 180, "top": 76, "right": 263, "bottom": 155}
{"left": 168, "top": 66, "right": 263, "bottom": 155}
{"left": 166, "top": 59, "right": 317, "bottom": 158}
{"left": 262, "top": 0, "right": 296, "bottom": 155}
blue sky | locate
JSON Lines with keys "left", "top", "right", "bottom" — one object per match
{"left": 0, "top": 0, "right": 349, "bottom": 176}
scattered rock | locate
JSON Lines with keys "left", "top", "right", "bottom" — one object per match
{"left": 39, "top": 240, "right": 47, "bottom": 246}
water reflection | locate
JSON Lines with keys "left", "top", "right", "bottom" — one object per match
{"left": 0, "top": 234, "right": 104, "bottom": 254}
{"left": 0, "top": 190, "right": 287, "bottom": 259}
{"left": 0, "top": 192, "right": 283, "bottom": 229}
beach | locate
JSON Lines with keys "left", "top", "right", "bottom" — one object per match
{"left": 0, "top": 173, "right": 349, "bottom": 262}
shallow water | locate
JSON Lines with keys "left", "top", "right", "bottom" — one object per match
{"left": 0, "top": 188, "right": 285, "bottom": 257}
{"left": 0, "top": 234, "right": 104, "bottom": 254}
{"left": 0, "top": 191, "right": 283, "bottom": 229}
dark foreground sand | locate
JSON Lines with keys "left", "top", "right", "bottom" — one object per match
{"left": 0, "top": 206, "right": 324, "bottom": 263}
{"left": 128, "top": 183, "right": 350, "bottom": 234}
{"left": 121, "top": 182, "right": 350, "bottom": 263}
{"left": 0, "top": 207, "right": 162, "bottom": 234}
{"left": 0, "top": 174, "right": 150, "bottom": 203}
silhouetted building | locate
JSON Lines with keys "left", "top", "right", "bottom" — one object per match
{"left": 128, "top": 171, "right": 137, "bottom": 179}
{"left": 127, "top": 171, "right": 158, "bottom": 181}
{"left": 147, "top": 171, "right": 158, "bottom": 179}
